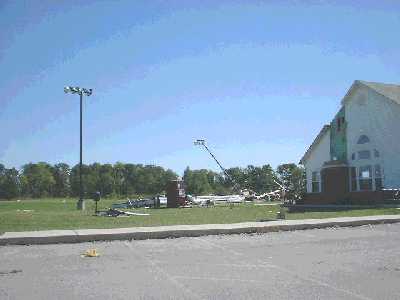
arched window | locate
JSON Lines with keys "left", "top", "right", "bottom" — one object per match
{"left": 357, "top": 135, "right": 370, "bottom": 144}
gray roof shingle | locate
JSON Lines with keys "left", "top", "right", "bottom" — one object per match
{"left": 358, "top": 80, "right": 400, "bottom": 105}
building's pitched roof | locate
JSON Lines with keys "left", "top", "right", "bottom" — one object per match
{"left": 341, "top": 80, "right": 400, "bottom": 106}
{"left": 301, "top": 80, "right": 400, "bottom": 165}
{"left": 299, "top": 125, "right": 330, "bottom": 164}
{"left": 356, "top": 80, "right": 400, "bottom": 105}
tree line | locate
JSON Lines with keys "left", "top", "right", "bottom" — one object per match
{"left": 0, "top": 162, "right": 177, "bottom": 199}
{"left": 0, "top": 162, "right": 305, "bottom": 200}
{"left": 183, "top": 163, "right": 305, "bottom": 200}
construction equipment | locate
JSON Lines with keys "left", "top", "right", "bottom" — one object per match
{"left": 194, "top": 139, "right": 242, "bottom": 193}
{"left": 194, "top": 139, "right": 286, "bottom": 200}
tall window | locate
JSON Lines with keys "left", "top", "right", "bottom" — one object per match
{"left": 311, "top": 171, "right": 320, "bottom": 193}
{"left": 350, "top": 167, "right": 357, "bottom": 191}
{"left": 374, "top": 165, "right": 383, "bottom": 190}
{"left": 359, "top": 165, "right": 372, "bottom": 191}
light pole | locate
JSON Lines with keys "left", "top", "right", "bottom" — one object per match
{"left": 64, "top": 86, "right": 92, "bottom": 210}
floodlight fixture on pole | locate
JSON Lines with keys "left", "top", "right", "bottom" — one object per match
{"left": 64, "top": 86, "right": 93, "bottom": 210}
{"left": 194, "top": 139, "right": 205, "bottom": 146}
{"left": 64, "top": 86, "right": 92, "bottom": 96}
{"left": 194, "top": 139, "right": 241, "bottom": 192}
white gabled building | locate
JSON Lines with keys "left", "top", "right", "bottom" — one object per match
{"left": 300, "top": 80, "right": 400, "bottom": 204}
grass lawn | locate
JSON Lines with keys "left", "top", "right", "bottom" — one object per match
{"left": 0, "top": 198, "right": 399, "bottom": 232}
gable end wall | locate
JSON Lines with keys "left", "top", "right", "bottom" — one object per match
{"left": 303, "top": 130, "right": 331, "bottom": 193}
{"left": 345, "top": 85, "right": 400, "bottom": 188}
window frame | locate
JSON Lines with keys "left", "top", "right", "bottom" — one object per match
{"left": 311, "top": 171, "right": 321, "bottom": 193}
{"left": 374, "top": 164, "right": 383, "bottom": 190}
{"left": 358, "top": 165, "right": 372, "bottom": 191}
{"left": 357, "top": 150, "right": 371, "bottom": 160}
{"left": 350, "top": 167, "right": 357, "bottom": 191}
{"left": 357, "top": 135, "right": 370, "bottom": 144}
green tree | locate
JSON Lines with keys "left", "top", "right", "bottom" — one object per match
{"left": 68, "top": 163, "right": 177, "bottom": 198}
{"left": 0, "top": 167, "right": 20, "bottom": 199}
{"left": 113, "top": 162, "right": 125, "bottom": 196}
{"left": 0, "top": 164, "right": 5, "bottom": 177}
{"left": 245, "top": 164, "right": 278, "bottom": 194}
{"left": 183, "top": 167, "right": 213, "bottom": 195}
{"left": 123, "top": 163, "right": 141, "bottom": 196}
{"left": 225, "top": 167, "right": 246, "bottom": 191}
{"left": 20, "top": 162, "right": 55, "bottom": 198}
{"left": 70, "top": 164, "right": 93, "bottom": 198}
{"left": 98, "top": 164, "right": 114, "bottom": 197}
{"left": 135, "top": 165, "right": 161, "bottom": 194}
{"left": 52, "top": 163, "right": 71, "bottom": 197}
{"left": 0, "top": 164, "right": 5, "bottom": 198}
{"left": 276, "top": 163, "right": 306, "bottom": 201}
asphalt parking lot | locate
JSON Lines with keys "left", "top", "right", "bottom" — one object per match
{"left": 1, "top": 223, "right": 400, "bottom": 300}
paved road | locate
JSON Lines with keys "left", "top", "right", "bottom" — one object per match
{"left": 1, "top": 224, "right": 400, "bottom": 300}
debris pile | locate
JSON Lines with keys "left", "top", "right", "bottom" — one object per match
{"left": 111, "top": 198, "right": 159, "bottom": 209}
{"left": 96, "top": 208, "right": 149, "bottom": 217}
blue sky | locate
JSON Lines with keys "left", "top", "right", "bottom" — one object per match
{"left": 1, "top": 0, "right": 399, "bottom": 174}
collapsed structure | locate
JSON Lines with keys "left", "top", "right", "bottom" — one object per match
{"left": 300, "top": 80, "right": 400, "bottom": 204}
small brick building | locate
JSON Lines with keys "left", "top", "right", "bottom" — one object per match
{"left": 166, "top": 178, "right": 186, "bottom": 208}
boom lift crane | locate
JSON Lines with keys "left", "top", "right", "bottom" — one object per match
{"left": 194, "top": 139, "right": 286, "bottom": 201}
{"left": 194, "top": 139, "right": 242, "bottom": 193}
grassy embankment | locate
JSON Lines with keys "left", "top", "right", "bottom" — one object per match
{"left": 0, "top": 198, "right": 399, "bottom": 232}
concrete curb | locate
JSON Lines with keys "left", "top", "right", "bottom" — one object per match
{"left": 1, "top": 215, "right": 400, "bottom": 246}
